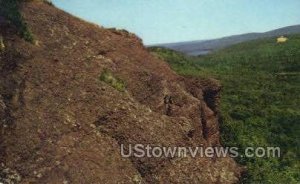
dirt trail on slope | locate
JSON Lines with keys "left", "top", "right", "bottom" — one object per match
{"left": 0, "top": 2, "right": 242, "bottom": 183}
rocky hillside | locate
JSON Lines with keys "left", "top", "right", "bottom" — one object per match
{"left": 0, "top": 1, "right": 242, "bottom": 183}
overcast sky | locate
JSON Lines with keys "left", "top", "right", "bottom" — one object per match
{"left": 52, "top": 0, "right": 300, "bottom": 44}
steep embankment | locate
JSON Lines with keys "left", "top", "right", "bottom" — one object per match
{"left": 0, "top": 2, "right": 241, "bottom": 183}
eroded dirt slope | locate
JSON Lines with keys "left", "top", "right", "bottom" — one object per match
{"left": 0, "top": 2, "right": 242, "bottom": 183}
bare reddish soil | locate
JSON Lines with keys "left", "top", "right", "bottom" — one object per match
{"left": 0, "top": 2, "right": 242, "bottom": 183}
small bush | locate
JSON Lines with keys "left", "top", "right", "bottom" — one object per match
{"left": 43, "top": 0, "right": 53, "bottom": 6}
{"left": 0, "top": 0, "right": 34, "bottom": 42}
{"left": 100, "top": 69, "right": 126, "bottom": 92}
{"left": 0, "top": 36, "right": 5, "bottom": 51}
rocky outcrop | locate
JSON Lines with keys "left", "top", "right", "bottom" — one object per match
{"left": 0, "top": 1, "right": 242, "bottom": 183}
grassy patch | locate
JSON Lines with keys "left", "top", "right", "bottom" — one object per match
{"left": 0, "top": 0, "right": 34, "bottom": 42}
{"left": 150, "top": 35, "right": 300, "bottom": 183}
{"left": 100, "top": 69, "right": 126, "bottom": 92}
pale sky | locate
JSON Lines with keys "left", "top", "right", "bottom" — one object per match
{"left": 52, "top": 0, "right": 300, "bottom": 44}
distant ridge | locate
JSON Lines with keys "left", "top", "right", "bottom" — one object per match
{"left": 151, "top": 25, "right": 300, "bottom": 56}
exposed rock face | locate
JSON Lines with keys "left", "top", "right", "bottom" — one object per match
{"left": 0, "top": 2, "right": 242, "bottom": 183}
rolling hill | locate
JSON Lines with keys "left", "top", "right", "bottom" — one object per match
{"left": 153, "top": 25, "right": 300, "bottom": 56}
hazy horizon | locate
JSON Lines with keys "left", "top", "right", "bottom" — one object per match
{"left": 52, "top": 0, "right": 300, "bottom": 45}
{"left": 147, "top": 24, "right": 300, "bottom": 45}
